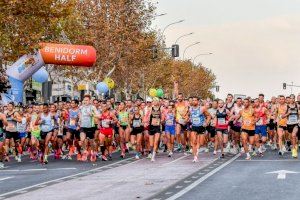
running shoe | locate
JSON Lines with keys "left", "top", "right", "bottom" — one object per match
{"left": 102, "top": 155, "right": 108, "bottom": 161}
{"left": 108, "top": 154, "right": 112, "bottom": 160}
{"left": 192, "top": 156, "right": 198, "bottom": 163}
{"left": 0, "top": 162, "right": 4, "bottom": 169}
{"left": 213, "top": 150, "right": 217, "bottom": 155}
{"left": 17, "top": 155, "right": 22, "bottom": 163}
{"left": 90, "top": 152, "right": 97, "bottom": 162}
{"left": 147, "top": 153, "right": 152, "bottom": 159}
{"left": 77, "top": 153, "right": 82, "bottom": 161}
{"left": 81, "top": 151, "right": 88, "bottom": 161}
{"left": 245, "top": 155, "right": 251, "bottom": 160}
{"left": 151, "top": 152, "right": 156, "bottom": 162}
{"left": 220, "top": 154, "right": 225, "bottom": 159}
{"left": 120, "top": 153, "right": 125, "bottom": 159}
{"left": 43, "top": 155, "right": 48, "bottom": 164}
{"left": 168, "top": 151, "right": 173, "bottom": 157}
{"left": 135, "top": 153, "right": 140, "bottom": 160}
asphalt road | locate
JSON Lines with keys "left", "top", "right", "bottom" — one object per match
{"left": 1, "top": 148, "right": 300, "bottom": 200}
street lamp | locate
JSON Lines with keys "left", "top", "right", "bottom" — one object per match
{"left": 161, "top": 19, "right": 185, "bottom": 39}
{"left": 154, "top": 13, "right": 167, "bottom": 17}
{"left": 183, "top": 42, "right": 200, "bottom": 60}
{"left": 193, "top": 52, "right": 213, "bottom": 64}
{"left": 175, "top": 32, "right": 194, "bottom": 45}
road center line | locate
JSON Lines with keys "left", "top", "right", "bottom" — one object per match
{"left": 236, "top": 159, "right": 300, "bottom": 162}
{"left": 0, "top": 168, "right": 77, "bottom": 172}
{"left": 0, "top": 157, "right": 134, "bottom": 198}
{"left": 0, "top": 177, "right": 14, "bottom": 181}
{"left": 165, "top": 154, "right": 240, "bottom": 200}
{"left": 161, "top": 155, "right": 189, "bottom": 167}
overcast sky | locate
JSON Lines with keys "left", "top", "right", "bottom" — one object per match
{"left": 153, "top": 0, "right": 300, "bottom": 99}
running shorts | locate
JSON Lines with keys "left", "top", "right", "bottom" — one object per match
{"left": 241, "top": 129, "right": 255, "bottom": 136}
{"left": 68, "top": 128, "right": 80, "bottom": 140}
{"left": 267, "top": 119, "right": 276, "bottom": 131}
{"left": 191, "top": 126, "right": 206, "bottom": 134}
{"left": 287, "top": 124, "right": 298, "bottom": 133}
{"left": 149, "top": 126, "right": 161, "bottom": 135}
{"left": 131, "top": 127, "right": 143, "bottom": 135}
{"left": 216, "top": 128, "right": 228, "bottom": 135}
{"left": 41, "top": 130, "right": 53, "bottom": 140}
{"left": 165, "top": 125, "right": 175, "bottom": 135}
{"left": 19, "top": 132, "right": 27, "bottom": 139}
{"left": 206, "top": 126, "right": 216, "bottom": 137}
{"left": 255, "top": 125, "right": 267, "bottom": 137}
{"left": 232, "top": 125, "right": 241, "bottom": 133}
{"left": 80, "top": 127, "right": 95, "bottom": 139}
{"left": 5, "top": 131, "right": 19, "bottom": 140}
{"left": 278, "top": 126, "right": 287, "bottom": 131}
{"left": 100, "top": 128, "right": 114, "bottom": 137}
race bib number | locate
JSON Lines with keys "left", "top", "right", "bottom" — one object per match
{"left": 151, "top": 118, "right": 160, "bottom": 126}
{"left": 192, "top": 118, "right": 200, "bottom": 125}
{"left": 70, "top": 119, "right": 76, "bottom": 126}
{"left": 101, "top": 120, "right": 110, "bottom": 128}
{"left": 256, "top": 118, "right": 263, "bottom": 126}
{"left": 288, "top": 115, "right": 298, "bottom": 124}
{"left": 218, "top": 118, "right": 226, "bottom": 125}
{"left": 244, "top": 119, "right": 251, "bottom": 126}
{"left": 7, "top": 122, "right": 16, "bottom": 132}
{"left": 133, "top": 120, "right": 141, "bottom": 128}
{"left": 179, "top": 118, "right": 185, "bottom": 125}
{"left": 166, "top": 119, "right": 174, "bottom": 126}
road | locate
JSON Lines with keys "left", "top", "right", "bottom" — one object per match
{"left": 0, "top": 149, "right": 300, "bottom": 200}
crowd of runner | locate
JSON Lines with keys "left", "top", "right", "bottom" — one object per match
{"left": 0, "top": 93, "right": 300, "bottom": 168}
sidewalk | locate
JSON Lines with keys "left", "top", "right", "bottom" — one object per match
{"left": 7, "top": 153, "right": 216, "bottom": 200}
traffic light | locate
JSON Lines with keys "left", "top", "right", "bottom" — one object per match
{"left": 171, "top": 44, "right": 179, "bottom": 57}
{"left": 216, "top": 86, "right": 220, "bottom": 92}
{"left": 152, "top": 45, "right": 158, "bottom": 59}
{"left": 283, "top": 83, "right": 286, "bottom": 90}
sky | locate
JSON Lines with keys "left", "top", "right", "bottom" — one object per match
{"left": 152, "top": 0, "right": 300, "bottom": 99}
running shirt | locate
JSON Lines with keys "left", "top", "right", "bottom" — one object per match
{"left": 80, "top": 105, "right": 94, "bottom": 128}
{"left": 17, "top": 117, "right": 27, "bottom": 133}
{"left": 132, "top": 114, "right": 142, "bottom": 128}
{"left": 31, "top": 113, "right": 41, "bottom": 136}
{"left": 232, "top": 105, "right": 243, "bottom": 127}
{"left": 216, "top": 108, "right": 229, "bottom": 130}
{"left": 165, "top": 112, "right": 176, "bottom": 127}
{"left": 0, "top": 117, "right": 4, "bottom": 141}
{"left": 118, "top": 111, "right": 129, "bottom": 126}
{"left": 226, "top": 102, "right": 234, "bottom": 112}
{"left": 241, "top": 107, "right": 255, "bottom": 130}
{"left": 100, "top": 112, "right": 113, "bottom": 129}
{"left": 287, "top": 104, "right": 299, "bottom": 125}
{"left": 189, "top": 106, "right": 205, "bottom": 127}
{"left": 277, "top": 104, "right": 288, "bottom": 127}
{"left": 68, "top": 109, "right": 79, "bottom": 130}
{"left": 150, "top": 106, "right": 161, "bottom": 127}
{"left": 255, "top": 106, "right": 267, "bottom": 126}
{"left": 6, "top": 112, "right": 17, "bottom": 132}
{"left": 40, "top": 113, "right": 53, "bottom": 132}
{"left": 208, "top": 108, "right": 217, "bottom": 127}
{"left": 175, "top": 102, "right": 187, "bottom": 124}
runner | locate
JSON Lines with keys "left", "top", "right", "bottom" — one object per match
{"left": 98, "top": 101, "right": 118, "bottom": 161}
{"left": 215, "top": 99, "right": 231, "bottom": 158}
{"left": 0, "top": 111, "right": 8, "bottom": 168}
{"left": 276, "top": 95, "right": 288, "bottom": 156}
{"left": 207, "top": 100, "right": 218, "bottom": 155}
{"left": 235, "top": 98, "right": 256, "bottom": 160}
{"left": 286, "top": 94, "right": 299, "bottom": 158}
{"left": 35, "top": 103, "right": 54, "bottom": 164}
{"left": 162, "top": 104, "right": 176, "bottom": 157}
{"left": 117, "top": 101, "right": 130, "bottom": 158}
{"left": 189, "top": 97, "right": 211, "bottom": 162}
{"left": 130, "top": 106, "right": 144, "bottom": 159}
{"left": 253, "top": 98, "right": 268, "bottom": 156}
{"left": 148, "top": 97, "right": 162, "bottom": 162}
{"left": 230, "top": 97, "right": 243, "bottom": 153}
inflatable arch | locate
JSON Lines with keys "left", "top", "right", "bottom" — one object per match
{"left": 4, "top": 43, "right": 96, "bottom": 103}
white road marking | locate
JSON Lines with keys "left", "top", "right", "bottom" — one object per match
{"left": 184, "top": 180, "right": 191, "bottom": 183}
{"left": 266, "top": 170, "right": 299, "bottom": 179}
{"left": 0, "top": 157, "right": 134, "bottom": 197}
{"left": 166, "top": 153, "right": 240, "bottom": 200}
{"left": 161, "top": 155, "right": 189, "bottom": 167}
{"left": 0, "top": 177, "right": 14, "bottom": 181}
{"left": 175, "top": 185, "right": 183, "bottom": 189}
{"left": 236, "top": 159, "right": 300, "bottom": 162}
{"left": 0, "top": 168, "right": 77, "bottom": 172}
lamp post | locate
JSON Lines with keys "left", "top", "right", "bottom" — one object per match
{"left": 161, "top": 20, "right": 185, "bottom": 42}
{"left": 174, "top": 32, "right": 194, "bottom": 45}
{"left": 183, "top": 42, "right": 200, "bottom": 60}
{"left": 193, "top": 52, "right": 213, "bottom": 64}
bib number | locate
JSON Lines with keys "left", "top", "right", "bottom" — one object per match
{"left": 151, "top": 118, "right": 160, "bottom": 126}
{"left": 101, "top": 120, "right": 110, "bottom": 128}
{"left": 179, "top": 118, "right": 185, "bottom": 125}
{"left": 166, "top": 119, "right": 174, "bottom": 126}
{"left": 256, "top": 118, "right": 263, "bottom": 126}
{"left": 70, "top": 119, "right": 76, "bottom": 126}
{"left": 288, "top": 115, "right": 298, "bottom": 124}
{"left": 218, "top": 118, "right": 226, "bottom": 125}
{"left": 133, "top": 120, "right": 141, "bottom": 128}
